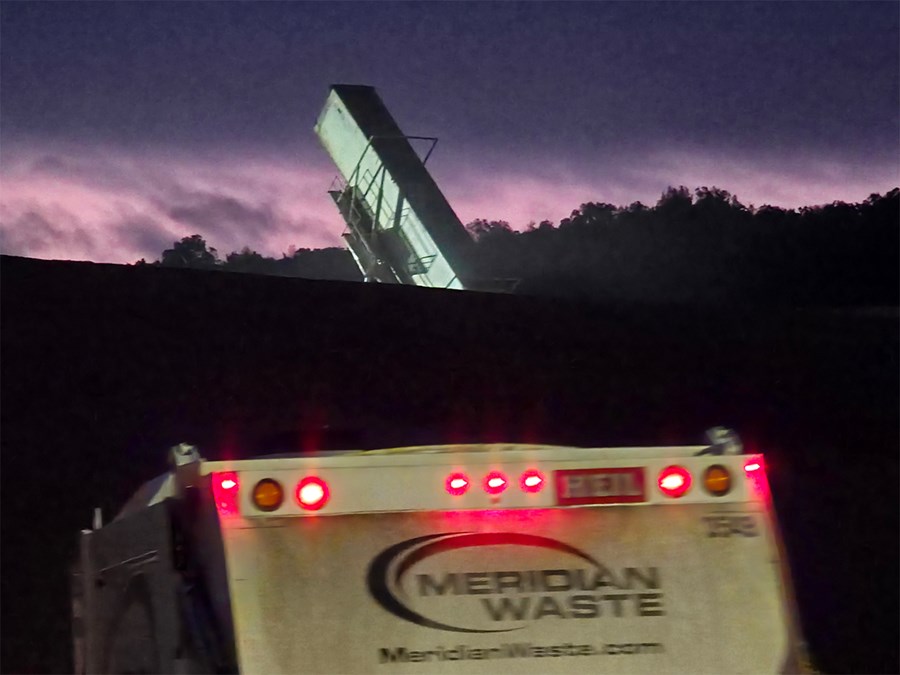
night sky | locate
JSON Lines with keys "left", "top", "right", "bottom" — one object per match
{"left": 1, "top": 1, "right": 897, "bottom": 263}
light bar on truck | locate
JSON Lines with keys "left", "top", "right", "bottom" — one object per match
{"left": 206, "top": 445, "right": 772, "bottom": 517}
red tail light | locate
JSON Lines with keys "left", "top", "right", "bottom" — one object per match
{"left": 483, "top": 471, "right": 508, "bottom": 495}
{"left": 296, "top": 476, "right": 330, "bottom": 511}
{"left": 744, "top": 457, "right": 768, "bottom": 498}
{"left": 520, "top": 469, "right": 546, "bottom": 493}
{"left": 658, "top": 465, "right": 692, "bottom": 498}
{"left": 212, "top": 471, "right": 240, "bottom": 516}
{"left": 445, "top": 473, "right": 470, "bottom": 496}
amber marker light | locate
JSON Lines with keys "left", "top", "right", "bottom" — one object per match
{"left": 252, "top": 478, "right": 284, "bottom": 512}
{"left": 703, "top": 465, "right": 732, "bottom": 496}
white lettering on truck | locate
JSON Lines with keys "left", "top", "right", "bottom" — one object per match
{"left": 417, "top": 568, "right": 664, "bottom": 621}
{"left": 367, "top": 532, "right": 665, "bottom": 633}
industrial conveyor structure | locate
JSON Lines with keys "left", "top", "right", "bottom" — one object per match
{"left": 315, "top": 85, "right": 477, "bottom": 290}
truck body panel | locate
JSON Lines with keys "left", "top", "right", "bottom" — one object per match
{"left": 73, "top": 443, "right": 806, "bottom": 674}
{"left": 224, "top": 504, "right": 789, "bottom": 674}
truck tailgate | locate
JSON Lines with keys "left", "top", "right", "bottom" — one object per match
{"left": 222, "top": 503, "right": 791, "bottom": 674}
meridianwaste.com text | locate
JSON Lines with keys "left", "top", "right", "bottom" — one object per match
{"left": 378, "top": 642, "right": 665, "bottom": 663}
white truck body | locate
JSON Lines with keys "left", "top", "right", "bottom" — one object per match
{"left": 74, "top": 443, "right": 807, "bottom": 674}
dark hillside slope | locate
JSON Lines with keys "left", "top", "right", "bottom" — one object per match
{"left": 1, "top": 255, "right": 897, "bottom": 673}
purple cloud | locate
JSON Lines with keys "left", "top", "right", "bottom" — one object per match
{"left": 0, "top": 208, "right": 97, "bottom": 256}
{"left": 1, "top": 140, "right": 896, "bottom": 263}
{"left": 0, "top": 143, "right": 344, "bottom": 262}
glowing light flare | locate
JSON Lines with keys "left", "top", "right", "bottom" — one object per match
{"left": 483, "top": 471, "right": 509, "bottom": 496}
{"left": 743, "top": 457, "right": 769, "bottom": 501}
{"left": 657, "top": 466, "right": 692, "bottom": 498}
{"left": 438, "top": 506, "right": 568, "bottom": 531}
{"left": 212, "top": 471, "right": 240, "bottom": 516}
{"left": 296, "top": 476, "right": 330, "bottom": 511}
{"left": 299, "top": 483, "right": 324, "bottom": 503}
{"left": 520, "top": 470, "right": 546, "bottom": 493}
{"left": 660, "top": 474, "right": 685, "bottom": 490}
{"left": 445, "top": 473, "right": 470, "bottom": 496}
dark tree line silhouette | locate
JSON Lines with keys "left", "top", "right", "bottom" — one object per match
{"left": 140, "top": 186, "right": 899, "bottom": 306}
{"left": 137, "top": 236, "right": 360, "bottom": 281}
{"left": 469, "top": 186, "right": 899, "bottom": 305}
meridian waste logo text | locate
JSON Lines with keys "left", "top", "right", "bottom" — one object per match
{"left": 366, "top": 532, "right": 665, "bottom": 634}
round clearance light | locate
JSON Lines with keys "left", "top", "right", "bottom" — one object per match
{"left": 446, "top": 473, "right": 470, "bottom": 496}
{"left": 702, "top": 465, "right": 732, "bottom": 496}
{"left": 520, "top": 469, "right": 546, "bottom": 493}
{"left": 295, "top": 476, "right": 330, "bottom": 511}
{"left": 483, "top": 471, "right": 509, "bottom": 496}
{"left": 252, "top": 478, "right": 284, "bottom": 512}
{"left": 658, "top": 465, "right": 692, "bottom": 498}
